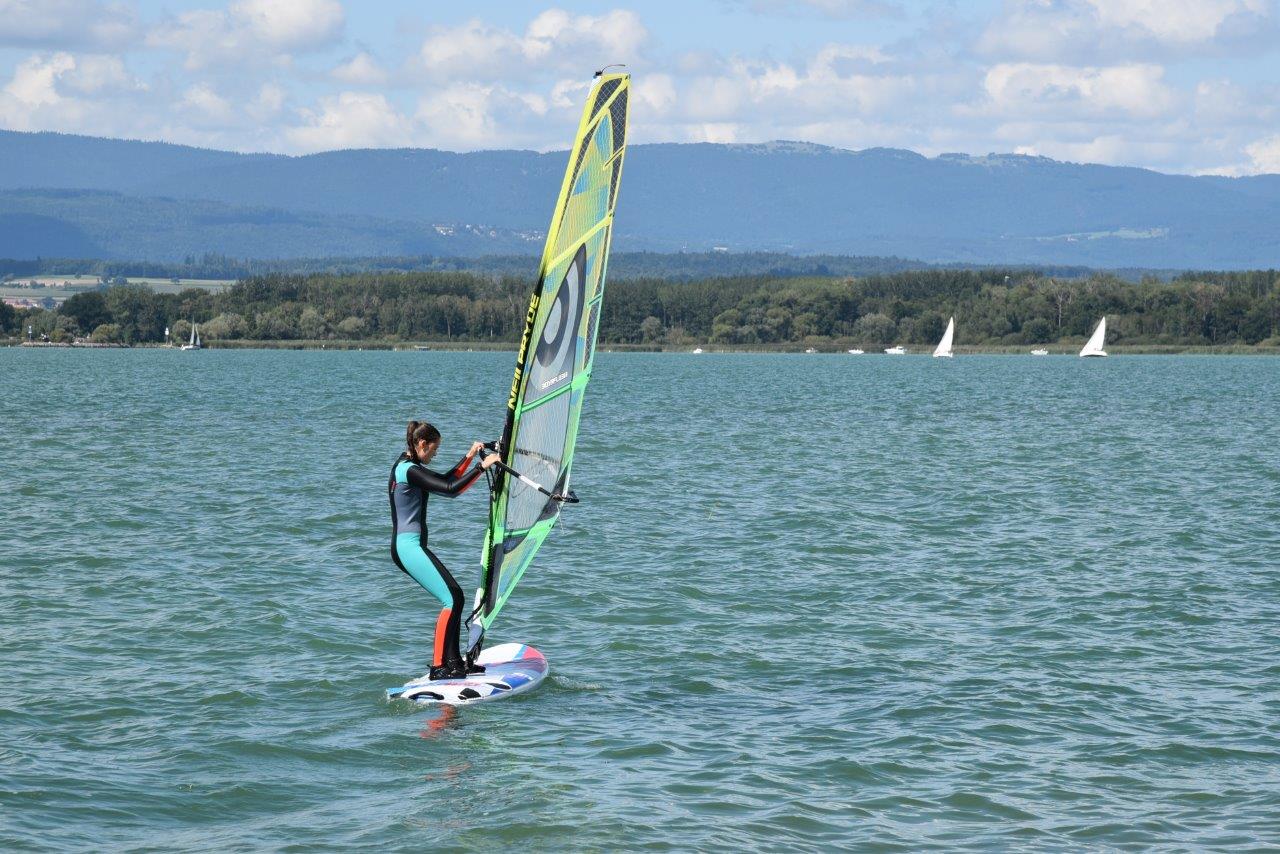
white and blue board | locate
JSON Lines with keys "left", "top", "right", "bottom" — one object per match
{"left": 387, "top": 643, "right": 548, "bottom": 706}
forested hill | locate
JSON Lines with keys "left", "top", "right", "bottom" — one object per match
{"left": 4, "top": 130, "right": 1280, "bottom": 268}
{"left": 0, "top": 131, "right": 276, "bottom": 191}
{"left": 0, "top": 190, "right": 542, "bottom": 261}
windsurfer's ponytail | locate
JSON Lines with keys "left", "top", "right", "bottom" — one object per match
{"left": 406, "top": 420, "right": 441, "bottom": 463}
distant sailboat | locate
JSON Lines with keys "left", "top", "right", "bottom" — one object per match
{"left": 933, "top": 316, "right": 955, "bottom": 358}
{"left": 1031, "top": 348, "right": 1049, "bottom": 356}
{"left": 181, "top": 322, "right": 202, "bottom": 351}
{"left": 1079, "top": 317, "right": 1107, "bottom": 358}
{"left": 692, "top": 347, "right": 703, "bottom": 354}
{"left": 884, "top": 345, "right": 907, "bottom": 355}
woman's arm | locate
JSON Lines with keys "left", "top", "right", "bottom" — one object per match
{"left": 449, "top": 442, "right": 481, "bottom": 477}
{"left": 406, "top": 461, "right": 484, "bottom": 497}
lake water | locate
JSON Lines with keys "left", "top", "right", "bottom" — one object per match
{"left": 2, "top": 349, "right": 1279, "bottom": 850}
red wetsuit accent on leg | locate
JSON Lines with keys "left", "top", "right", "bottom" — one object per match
{"left": 433, "top": 607, "right": 453, "bottom": 667}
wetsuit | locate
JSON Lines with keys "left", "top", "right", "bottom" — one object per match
{"left": 388, "top": 449, "right": 484, "bottom": 674}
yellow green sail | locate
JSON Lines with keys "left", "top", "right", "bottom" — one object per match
{"left": 478, "top": 72, "right": 630, "bottom": 629}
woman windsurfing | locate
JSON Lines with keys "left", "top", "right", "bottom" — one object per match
{"left": 389, "top": 420, "right": 499, "bottom": 680}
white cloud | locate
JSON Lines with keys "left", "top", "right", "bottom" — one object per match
{"left": 2, "top": 50, "right": 140, "bottom": 104}
{"left": 331, "top": 52, "right": 387, "bottom": 85}
{"left": 2, "top": 3, "right": 1278, "bottom": 176}
{"left": 1245, "top": 134, "right": 1280, "bottom": 173}
{"left": 999, "top": 134, "right": 1181, "bottom": 167}
{"left": 1193, "top": 78, "right": 1273, "bottom": 126}
{"left": 415, "top": 84, "right": 501, "bottom": 148}
{"left": 0, "top": 0, "right": 137, "bottom": 49}
{"left": 525, "top": 9, "right": 646, "bottom": 64}
{"left": 733, "top": 0, "right": 901, "bottom": 18}
{"left": 690, "top": 122, "right": 740, "bottom": 143}
{"left": 610, "top": 36, "right": 1264, "bottom": 176}
{"left": 0, "top": 50, "right": 144, "bottom": 133}
{"left": 980, "top": 0, "right": 1274, "bottom": 60}
{"left": 417, "top": 10, "right": 647, "bottom": 81}
{"left": 548, "top": 77, "right": 590, "bottom": 111}
{"left": 147, "top": 10, "right": 233, "bottom": 71}
{"left": 61, "top": 55, "right": 139, "bottom": 95}
{"left": 233, "top": 0, "right": 343, "bottom": 48}
{"left": 634, "top": 44, "right": 924, "bottom": 141}
{"left": 179, "top": 83, "right": 237, "bottom": 127}
{"left": 3, "top": 52, "right": 76, "bottom": 108}
{"left": 416, "top": 21, "right": 519, "bottom": 81}
{"left": 810, "top": 43, "right": 891, "bottom": 75}
{"left": 253, "top": 83, "right": 287, "bottom": 117}
{"left": 634, "top": 73, "right": 677, "bottom": 115}
{"left": 1085, "top": 0, "right": 1267, "bottom": 44}
{"left": 285, "top": 92, "right": 413, "bottom": 152}
{"left": 982, "top": 62, "right": 1176, "bottom": 119}
{"left": 148, "top": 0, "right": 344, "bottom": 69}
{"left": 415, "top": 83, "right": 552, "bottom": 150}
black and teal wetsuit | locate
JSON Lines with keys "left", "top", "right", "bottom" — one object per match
{"left": 388, "top": 450, "right": 483, "bottom": 670}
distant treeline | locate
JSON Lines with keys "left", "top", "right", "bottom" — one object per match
{"left": 5, "top": 268, "right": 1279, "bottom": 347}
{"left": 0, "top": 252, "right": 1149, "bottom": 283}
{"left": 0, "top": 252, "right": 492, "bottom": 281}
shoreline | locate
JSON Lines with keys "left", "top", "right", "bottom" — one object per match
{"left": 6, "top": 338, "right": 1280, "bottom": 355}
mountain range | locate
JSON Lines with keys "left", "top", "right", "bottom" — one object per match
{"left": 3, "top": 130, "right": 1279, "bottom": 269}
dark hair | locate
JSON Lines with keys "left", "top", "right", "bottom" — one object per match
{"left": 406, "top": 420, "right": 441, "bottom": 463}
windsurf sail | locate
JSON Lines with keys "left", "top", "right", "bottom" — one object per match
{"left": 474, "top": 71, "right": 630, "bottom": 635}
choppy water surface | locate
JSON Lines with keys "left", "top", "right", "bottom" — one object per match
{"left": 2, "top": 349, "right": 1279, "bottom": 850}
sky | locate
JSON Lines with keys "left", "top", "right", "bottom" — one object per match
{"left": 1, "top": 0, "right": 1279, "bottom": 175}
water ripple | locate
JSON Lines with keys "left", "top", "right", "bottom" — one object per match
{"left": 1, "top": 349, "right": 1278, "bottom": 850}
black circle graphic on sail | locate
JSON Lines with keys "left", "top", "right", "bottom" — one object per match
{"left": 538, "top": 283, "right": 571, "bottom": 366}
{"left": 529, "top": 244, "right": 587, "bottom": 399}
{"left": 503, "top": 243, "right": 590, "bottom": 552}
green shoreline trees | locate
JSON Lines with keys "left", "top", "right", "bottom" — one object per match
{"left": 4, "top": 268, "right": 1279, "bottom": 348}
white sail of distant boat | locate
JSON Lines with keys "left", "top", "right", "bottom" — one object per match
{"left": 933, "top": 316, "right": 955, "bottom": 358}
{"left": 181, "top": 322, "right": 202, "bottom": 351}
{"left": 1080, "top": 316, "right": 1107, "bottom": 358}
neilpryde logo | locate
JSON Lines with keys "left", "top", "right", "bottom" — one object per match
{"left": 509, "top": 293, "right": 541, "bottom": 410}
